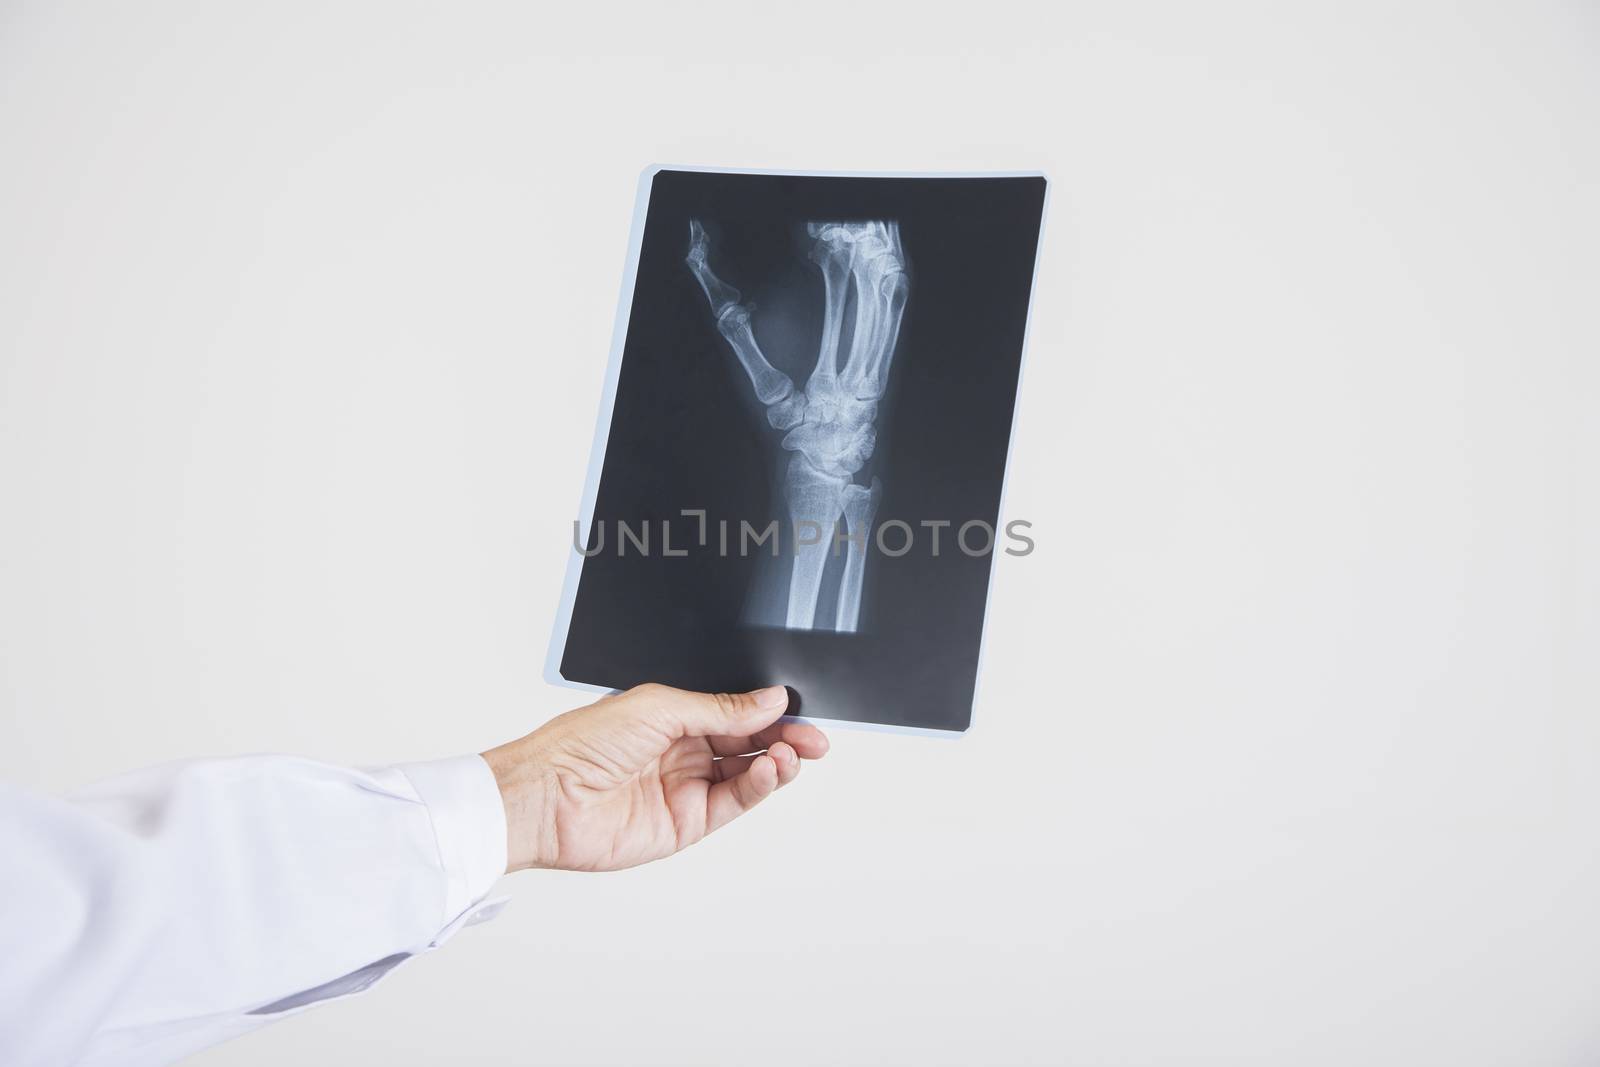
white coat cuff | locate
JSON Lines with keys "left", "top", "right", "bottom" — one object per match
{"left": 397, "top": 755, "right": 508, "bottom": 923}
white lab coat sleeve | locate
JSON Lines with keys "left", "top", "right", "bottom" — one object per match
{"left": 0, "top": 753, "right": 509, "bottom": 1067}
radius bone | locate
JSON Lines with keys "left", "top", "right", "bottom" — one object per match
{"left": 784, "top": 455, "right": 847, "bottom": 630}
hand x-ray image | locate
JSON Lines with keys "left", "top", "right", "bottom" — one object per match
{"left": 549, "top": 168, "right": 1047, "bottom": 733}
{"left": 686, "top": 216, "right": 906, "bottom": 634}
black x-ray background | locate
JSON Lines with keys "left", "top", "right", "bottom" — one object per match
{"left": 558, "top": 170, "right": 1045, "bottom": 732}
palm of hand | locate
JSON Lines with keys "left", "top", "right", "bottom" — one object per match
{"left": 547, "top": 732, "right": 726, "bottom": 872}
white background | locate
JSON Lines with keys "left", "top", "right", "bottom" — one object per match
{"left": 2, "top": 3, "right": 1597, "bottom": 1064}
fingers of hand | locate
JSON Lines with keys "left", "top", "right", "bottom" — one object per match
{"left": 710, "top": 753, "right": 755, "bottom": 781}
{"left": 712, "top": 740, "right": 804, "bottom": 785}
{"left": 778, "top": 722, "right": 829, "bottom": 759}
{"left": 619, "top": 683, "right": 791, "bottom": 740}
{"left": 706, "top": 753, "right": 779, "bottom": 834}
{"left": 709, "top": 721, "right": 829, "bottom": 759}
{"left": 769, "top": 741, "right": 802, "bottom": 786}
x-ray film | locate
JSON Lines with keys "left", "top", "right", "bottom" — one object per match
{"left": 548, "top": 167, "right": 1048, "bottom": 735}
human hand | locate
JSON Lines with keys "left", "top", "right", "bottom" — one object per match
{"left": 481, "top": 684, "right": 828, "bottom": 873}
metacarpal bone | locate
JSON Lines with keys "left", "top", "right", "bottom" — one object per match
{"left": 716, "top": 305, "right": 794, "bottom": 406}
{"left": 805, "top": 224, "right": 856, "bottom": 396}
{"left": 839, "top": 223, "right": 908, "bottom": 401}
{"left": 844, "top": 270, "right": 908, "bottom": 401}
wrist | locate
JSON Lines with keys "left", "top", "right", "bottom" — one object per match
{"left": 480, "top": 735, "right": 560, "bottom": 873}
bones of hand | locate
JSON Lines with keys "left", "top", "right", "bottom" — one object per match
{"left": 686, "top": 218, "right": 908, "bottom": 633}
{"left": 686, "top": 221, "right": 795, "bottom": 407}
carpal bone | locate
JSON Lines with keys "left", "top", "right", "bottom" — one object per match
{"left": 779, "top": 416, "right": 874, "bottom": 479}
{"left": 767, "top": 393, "right": 808, "bottom": 431}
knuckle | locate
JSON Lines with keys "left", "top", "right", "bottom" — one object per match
{"left": 624, "top": 683, "right": 679, "bottom": 731}
{"left": 711, "top": 691, "right": 744, "bottom": 720}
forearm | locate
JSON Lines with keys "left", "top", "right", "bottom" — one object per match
{"left": 0, "top": 753, "right": 506, "bottom": 1066}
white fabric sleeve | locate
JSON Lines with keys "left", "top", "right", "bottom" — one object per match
{"left": 0, "top": 753, "right": 509, "bottom": 1067}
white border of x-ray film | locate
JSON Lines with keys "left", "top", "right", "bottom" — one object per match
{"left": 545, "top": 164, "right": 1050, "bottom": 739}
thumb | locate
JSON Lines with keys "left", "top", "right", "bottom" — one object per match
{"left": 618, "top": 682, "right": 791, "bottom": 739}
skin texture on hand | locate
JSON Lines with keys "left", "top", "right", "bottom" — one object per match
{"left": 481, "top": 684, "right": 829, "bottom": 873}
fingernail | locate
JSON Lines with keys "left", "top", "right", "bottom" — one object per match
{"left": 753, "top": 686, "right": 789, "bottom": 710}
